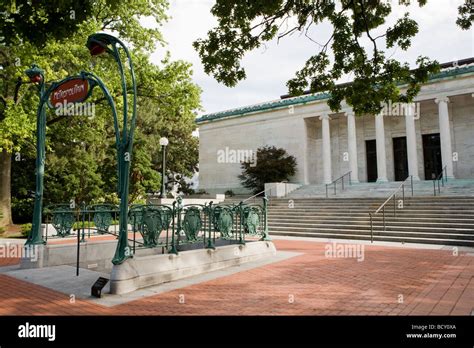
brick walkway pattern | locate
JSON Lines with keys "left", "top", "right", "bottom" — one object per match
{"left": 0, "top": 239, "right": 473, "bottom": 315}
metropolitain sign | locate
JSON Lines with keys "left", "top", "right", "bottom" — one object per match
{"left": 48, "top": 78, "right": 92, "bottom": 109}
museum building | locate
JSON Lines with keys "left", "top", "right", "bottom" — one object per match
{"left": 196, "top": 58, "right": 474, "bottom": 194}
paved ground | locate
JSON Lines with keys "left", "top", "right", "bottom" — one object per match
{"left": 0, "top": 239, "right": 472, "bottom": 315}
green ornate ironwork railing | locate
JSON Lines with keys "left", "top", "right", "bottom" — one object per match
{"left": 40, "top": 197, "right": 271, "bottom": 257}
{"left": 43, "top": 203, "right": 120, "bottom": 243}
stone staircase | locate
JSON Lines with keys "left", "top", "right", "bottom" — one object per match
{"left": 267, "top": 196, "right": 474, "bottom": 246}
{"left": 219, "top": 181, "right": 474, "bottom": 246}
{"left": 287, "top": 179, "right": 474, "bottom": 198}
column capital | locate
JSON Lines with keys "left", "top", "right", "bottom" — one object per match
{"left": 342, "top": 109, "right": 354, "bottom": 117}
{"left": 319, "top": 113, "right": 331, "bottom": 121}
{"left": 435, "top": 96, "right": 450, "bottom": 104}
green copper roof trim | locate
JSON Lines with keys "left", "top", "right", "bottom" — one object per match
{"left": 196, "top": 64, "right": 474, "bottom": 124}
{"left": 197, "top": 92, "right": 331, "bottom": 123}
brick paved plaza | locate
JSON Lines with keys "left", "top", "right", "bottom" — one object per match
{"left": 0, "top": 239, "right": 472, "bottom": 316}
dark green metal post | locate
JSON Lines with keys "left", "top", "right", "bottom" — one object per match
{"left": 169, "top": 201, "right": 178, "bottom": 254}
{"left": 76, "top": 217, "right": 80, "bottom": 276}
{"left": 26, "top": 65, "right": 46, "bottom": 246}
{"left": 261, "top": 197, "right": 271, "bottom": 241}
{"left": 206, "top": 202, "right": 215, "bottom": 249}
{"left": 80, "top": 201, "right": 86, "bottom": 242}
{"left": 86, "top": 33, "right": 139, "bottom": 265}
{"left": 238, "top": 202, "right": 245, "bottom": 245}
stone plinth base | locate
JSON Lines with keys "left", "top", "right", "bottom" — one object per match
{"left": 20, "top": 240, "right": 123, "bottom": 272}
{"left": 110, "top": 241, "right": 277, "bottom": 294}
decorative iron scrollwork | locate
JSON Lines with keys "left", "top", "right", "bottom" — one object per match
{"left": 244, "top": 207, "right": 261, "bottom": 235}
{"left": 212, "top": 209, "right": 221, "bottom": 232}
{"left": 51, "top": 206, "right": 75, "bottom": 237}
{"left": 41, "top": 197, "right": 269, "bottom": 251}
{"left": 92, "top": 204, "right": 115, "bottom": 234}
{"left": 129, "top": 204, "right": 144, "bottom": 227}
{"left": 140, "top": 206, "right": 164, "bottom": 247}
{"left": 217, "top": 208, "right": 233, "bottom": 238}
{"left": 161, "top": 209, "right": 172, "bottom": 230}
{"left": 182, "top": 207, "right": 202, "bottom": 241}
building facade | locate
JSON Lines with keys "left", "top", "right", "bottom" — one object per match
{"left": 196, "top": 60, "right": 474, "bottom": 194}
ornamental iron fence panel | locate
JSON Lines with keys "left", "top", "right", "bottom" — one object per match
{"left": 40, "top": 197, "right": 271, "bottom": 258}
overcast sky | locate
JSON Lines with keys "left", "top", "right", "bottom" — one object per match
{"left": 146, "top": 0, "right": 474, "bottom": 116}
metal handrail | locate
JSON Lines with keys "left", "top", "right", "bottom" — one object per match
{"left": 433, "top": 165, "right": 448, "bottom": 196}
{"left": 369, "top": 175, "right": 414, "bottom": 243}
{"left": 326, "top": 171, "right": 352, "bottom": 198}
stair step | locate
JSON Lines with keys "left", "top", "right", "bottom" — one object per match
{"left": 268, "top": 213, "right": 474, "bottom": 220}
{"left": 268, "top": 231, "right": 474, "bottom": 246}
{"left": 268, "top": 209, "right": 474, "bottom": 214}
{"left": 268, "top": 210, "right": 474, "bottom": 215}
{"left": 268, "top": 223, "right": 474, "bottom": 234}
{"left": 268, "top": 218, "right": 474, "bottom": 228}
{"left": 267, "top": 230, "right": 474, "bottom": 239}
{"left": 224, "top": 191, "right": 474, "bottom": 246}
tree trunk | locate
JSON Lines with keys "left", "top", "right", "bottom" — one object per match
{"left": 0, "top": 149, "right": 12, "bottom": 226}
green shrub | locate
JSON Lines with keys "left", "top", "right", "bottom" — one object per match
{"left": 72, "top": 220, "right": 118, "bottom": 230}
{"left": 72, "top": 221, "right": 95, "bottom": 229}
{"left": 11, "top": 197, "right": 34, "bottom": 224}
{"left": 239, "top": 146, "right": 297, "bottom": 194}
{"left": 225, "top": 190, "right": 235, "bottom": 197}
{"left": 20, "top": 223, "right": 32, "bottom": 237}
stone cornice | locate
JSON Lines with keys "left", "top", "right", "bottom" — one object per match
{"left": 197, "top": 63, "right": 474, "bottom": 124}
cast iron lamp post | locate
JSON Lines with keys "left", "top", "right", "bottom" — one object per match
{"left": 86, "top": 33, "right": 138, "bottom": 264}
{"left": 159, "top": 137, "right": 169, "bottom": 199}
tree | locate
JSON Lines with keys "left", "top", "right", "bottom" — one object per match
{"left": 1, "top": 1, "right": 201, "bottom": 226}
{"left": 133, "top": 58, "right": 201, "bottom": 197}
{"left": 239, "top": 146, "right": 297, "bottom": 194}
{"left": 194, "top": 0, "right": 472, "bottom": 115}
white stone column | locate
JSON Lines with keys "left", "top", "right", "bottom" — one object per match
{"left": 302, "top": 119, "right": 310, "bottom": 185}
{"left": 320, "top": 113, "right": 332, "bottom": 184}
{"left": 435, "top": 96, "right": 455, "bottom": 178}
{"left": 404, "top": 103, "right": 420, "bottom": 181}
{"left": 345, "top": 110, "right": 359, "bottom": 183}
{"left": 375, "top": 113, "right": 388, "bottom": 182}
